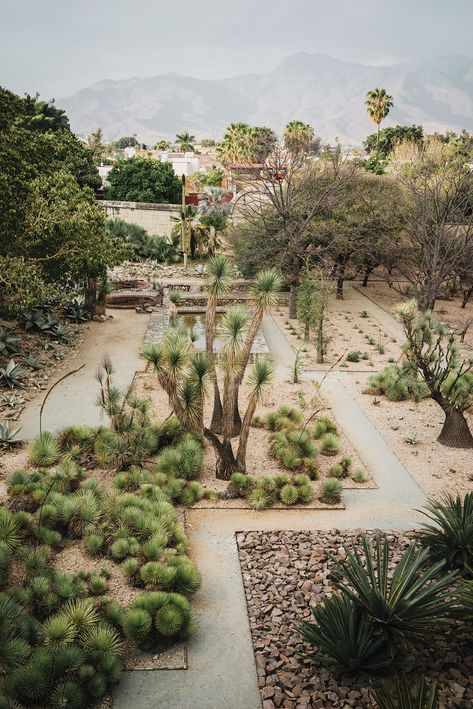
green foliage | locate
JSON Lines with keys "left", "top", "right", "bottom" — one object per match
{"left": 367, "top": 364, "right": 429, "bottom": 402}
{"left": 328, "top": 463, "right": 344, "bottom": 478}
{"left": 346, "top": 351, "right": 361, "bottom": 362}
{"left": 301, "top": 593, "right": 394, "bottom": 674}
{"left": 27, "top": 431, "right": 60, "bottom": 467}
{"left": 351, "top": 469, "right": 368, "bottom": 483}
{"left": 279, "top": 484, "right": 299, "bottom": 505}
{"left": 331, "top": 536, "right": 457, "bottom": 649}
{"left": 106, "top": 157, "right": 182, "bottom": 203}
{"left": 123, "top": 608, "right": 152, "bottom": 640}
{"left": 0, "top": 421, "right": 23, "bottom": 448}
{"left": 322, "top": 478, "right": 342, "bottom": 502}
{"left": 0, "top": 327, "right": 20, "bottom": 355}
{"left": 0, "top": 360, "right": 25, "bottom": 389}
{"left": 319, "top": 433, "right": 340, "bottom": 456}
{"left": 363, "top": 124, "right": 424, "bottom": 159}
{"left": 312, "top": 417, "right": 337, "bottom": 439}
{"left": 419, "top": 493, "right": 473, "bottom": 577}
{"left": 156, "top": 434, "right": 204, "bottom": 481}
{"left": 371, "top": 675, "right": 438, "bottom": 709}
{"left": 105, "top": 218, "right": 179, "bottom": 263}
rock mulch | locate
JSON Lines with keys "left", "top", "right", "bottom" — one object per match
{"left": 237, "top": 530, "right": 473, "bottom": 709}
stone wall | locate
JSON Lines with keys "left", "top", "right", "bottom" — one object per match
{"left": 101, "top": 200, "right": 181, "bottom": 237}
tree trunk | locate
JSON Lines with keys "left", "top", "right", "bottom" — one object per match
{"left": 236, "top": 399, "right": 256, "bottom": 472}
{"left": 437, "top": 409, "right": 473, "bottom": 449}
{"left": 289, "top": 257, "right": 300, "bottom": 319}
{"left": 215, "top": 439, "right": 238, "bottom": 480}
{"left": 362, "top": 264, "right": 374, "bottom": 288}
{"left": 85, "top": 276, "right": 97, "bottom": 317}
{"left": 210, "top": 381, "right": 224, "bottom": 434}
{"left": 316, "top": 311, "right": 324, "bottom": 364}
{"left": 462, "top": 287, "right": 473, "bottom": 309}
{"left": 336, "top": 266, "right": 345, "bottom": 300}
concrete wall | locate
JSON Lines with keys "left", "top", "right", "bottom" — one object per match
{"left": 101, "top": 200, "right": 180, "bottom": 237}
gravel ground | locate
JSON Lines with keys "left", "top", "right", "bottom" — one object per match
{"left": 237, "top": 530, "right": 473, "bottom": 709}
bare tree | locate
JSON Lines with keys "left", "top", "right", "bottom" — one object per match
{"left": 394, "top": 141, "right": 473, "bottom": 311}
{"left": 231, "top": 141, "right": 357, "bottom": 317}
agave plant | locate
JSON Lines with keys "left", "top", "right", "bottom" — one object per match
{"left": 64, "top": 299, "right": 88, "bottom": 323}
{"left": 300, "top": 592, "right": 394, "bottom": 674}
{"left": 0, "top": 421, "right": 22, "bottom": 448}
{"left": 0, "top": 326, "right": 21, "bottom": 355}
{"left": 419, "top": 493, "right": 473, "bottom": 577}
{"left": 371, "top": 675, "right": 438, "bottom": 709}
{"left": 330, "top": 535, "right": 457, "bottom": 649}
{"left": 0, "top": 360, "right": 25, "bottom": 389}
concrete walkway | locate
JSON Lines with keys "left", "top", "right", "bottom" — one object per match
{"left": 18, "top": 311, "right": 149, "bottom": 440}
{"left": 114, "top": 290, "right": 427, "bottom": 709}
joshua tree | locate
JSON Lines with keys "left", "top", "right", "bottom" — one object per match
{"left": 175, "top": 131, "right": 195, "bottom": 152}
{"left": 395, "top": 300, "right": 473, "bottom": 448}
{"left": 143, "top": 256, "right": 282, "bottom": 478}
{"left": 365, "top": 88, "right": 393, "bottom": 153}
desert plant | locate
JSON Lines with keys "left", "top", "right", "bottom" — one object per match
{"left": 418, "top": 493, "right": 473, "bottom": 577}
{"left": 28, "top": 431, "right": 60, "bottom": 467}
{"left": 352, "top": 469, "right": 368, "bottom": 483}
{"left": 0, "top": 327, "right": 21, "bottom": 355}
{"left": 64, "top": 299, "right": 88, "bottom": 323}
{"left": 0, "top": 360, "right": 25, "bottom": 389}
{"left": 0, "top": 421, "right": 22, "bottom": 448}
{"left": 322, "top": 478, "right": 342, "bottom": 502}
{"left": 319, "top": 432, "right": 340, "bottom": 456}
{"left": 331, "top": 535, "right": 457, "bottom": 648}
{"left": 328, "top": 463, "right": 344, "bottom": 478}
{"left": 300, "top": 592, "right": 394, "bottom": 674}
{"left": 280, "top": 484, "right": 299, "bottom": 505}
{"left": 248, "top": 488, "right": 271, "bottom": 510}
{"left": 346, "top": 351, "right": 361, "bottom": 363}
{"left": 371, "top": 675, "right": 438, "bottom": 708}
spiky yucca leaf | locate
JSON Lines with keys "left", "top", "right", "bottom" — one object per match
{"left": 123, "top": 608, "right": 152, "bottom": 640}
{"left": 27, "top": 431, "right": 60, "bottom": 467}
{"left": 50, "top": 681, "right": 86, "bottom": 709}
{"left": 331, "top": 535, "right": 457, "bottom": 647}
{"left": 0, "top": 507, "right": 21, "bottom": 552}
{"left": 419, "top": 492, "right": 473, "bottom": 577}
{"left": 300, "top": 593, "right": 394, "bottom": 674}
{"left": 81, "top": 624, "right": 123, "bottom": 663}
{"left": 250, "top": 269, "right": 283, "bottom": 310}
{"left": 155, "top": 604, "right": 185, "bottom": 637}
{"left": 372, "top": 675, "right": 438, "bottom": 708}
{"left": 43, "top": 614, "right": 76, "bottom": 647}
{"left": 204, "top": 254, "right": 233, "bottom": 296}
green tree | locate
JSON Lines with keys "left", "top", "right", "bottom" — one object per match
{"left": 395, "top": 301, "right": 473, "bottom": 448}
{"left": 21, "top": 93, "right": 70, "bottom": 131}
{"left": 106, "top": 157, "right": 182, "bottom": 203}
{"left": 284, "top": 120, "right": 315, "bottom": 153}
{"left": 154, "top": 139, "right": 170, "bottom": 151}
{"left": 175, "top": 131, "right": 195, "bottom": 152}
{"left": 192, "top": 167, "right": 224, "bottom": 191}
{"left": 88, "top": 127, "right": 104, "bottom": 165}
{"left": 113, "top": 136, "right": 139, "bottom": 149}
{"left": 363, "top": 124, "right": 423, "bottom": 158}
{"left": 365, "top": 88, "right": 394, "bottom": 153}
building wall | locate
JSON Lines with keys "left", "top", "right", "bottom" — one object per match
{"left": 101, "top": 200, "right": 181, "bottom": 237}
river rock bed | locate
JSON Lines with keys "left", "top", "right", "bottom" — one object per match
{"left": 237, "top": 529, "right": 473, "bottom": 709}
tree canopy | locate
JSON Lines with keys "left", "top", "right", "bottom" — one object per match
{"left": 106, "top": 157, "right": 182, "bottom": 203}
{"left": 363, "top": 125, "right": 424, "bottom": 158}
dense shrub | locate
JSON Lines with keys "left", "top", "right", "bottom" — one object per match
{"left": 366, "top": 364, "right": 429, "bottom": 402}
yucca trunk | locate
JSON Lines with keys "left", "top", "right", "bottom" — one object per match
{"left": 437, "top": 408, "right": 473, "bottom": 449}
{"left": 206, "top": 293, "right": 224, "bottom": 434}
{"left": 235, "top": 397, "right": 257, "bottom": 472}
{"left": 204, "top": 428, "right": 238, "bottom": 480}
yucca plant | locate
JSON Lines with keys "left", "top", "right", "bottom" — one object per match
{"left": 280, "top": 484, "right": 299, "bottom": 506}
{"left": 418, "top": 493, "right": 473, "bottom": 577}
{"left": 28, "top": 431, "right": 60, "bottom": 467}
{"left": 300, "top": 592, "right": 394, "bottom": 674}
{"left": 123, "top": 608, "right": 152, "bottom": 641}
{"left": 248, "top": 487, "right": 271, "bottom": 510}
{"left": 331, "top": 535, "right": 457, "bottom": 649}
{"left": 171, "top": 559, "right": 202, "bottom": 596}
{"left": 81, "top": 623, "right": 123, "bottom": 663}
{"left": 371, "top": 675, "right": 438, "bottom": 708}
{"left": 322, "top": 478, "right": 342, "bottom": 502}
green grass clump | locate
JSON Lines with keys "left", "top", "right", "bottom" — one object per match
{"left": 346, "top": 351, "right": 361, "bottom": 362}
{"left": 280, "top": 484, "right": 299, "bottom": 505}
{"left": 367, "top": 364, "right": 429, "bottom": 402}
{"left": 28, "top": 432, "right": 60, "bottom": 467}
{"left": 322, "top": 478, "right": 342, "bottom": 502}
{"left": 319, "top": 433, "right": 340, "bottom": 456}
{"left": 352, "top": 469, "right": 368, "bottom": 483}
{"left": 123, "top": 608, "right": 152, "bottom": 640}
{"left": 248, "top": 488, "right": 271, "bottom": 510}
{"left": 328, "top": 463, "right": 344, "bottom": 478}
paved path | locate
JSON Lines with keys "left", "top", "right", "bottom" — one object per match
{"left": 115, "top": 289, "right": 426, "bottom": 709}
{"left": 18, "top": 311, "right": 149, "bottom": 440}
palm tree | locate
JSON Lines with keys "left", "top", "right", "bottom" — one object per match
{"left": 175, "top": 131, "right": 196, "bottom": 152}
{"left": 284, "top": 120, "right": 314, "bottom": 153}
{"left": 365, "top": 88, "right": 394, "bottom": 153}
{"left": 216, "top": 123, "right": 254, "bottom": 165}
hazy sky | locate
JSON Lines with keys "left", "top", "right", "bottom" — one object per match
{"left": 1, "top": 0, "right": 472, "bottom": 99}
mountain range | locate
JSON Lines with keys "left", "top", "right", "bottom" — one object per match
{"left": 59, "top": 53, "right": 473, "bottom": 145}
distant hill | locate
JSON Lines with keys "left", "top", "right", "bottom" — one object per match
{"left": 59, "top": 53, "right": 473, "bottom": 145}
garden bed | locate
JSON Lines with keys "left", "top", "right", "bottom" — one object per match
{"left": 237, "top": 529, "right": 473, "bottom": 709}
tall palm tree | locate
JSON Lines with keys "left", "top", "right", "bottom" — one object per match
{"left": 284, "top": 120, "right": 314, "bottom": 153}
{"left": 175, "top": 131, "right": 196, "bottom": 152}
{"left": 365, "top": 88, "right": 394, "bottom": 153}
{"left": 216, "top": 123, "right": 254, "bottom": 165}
